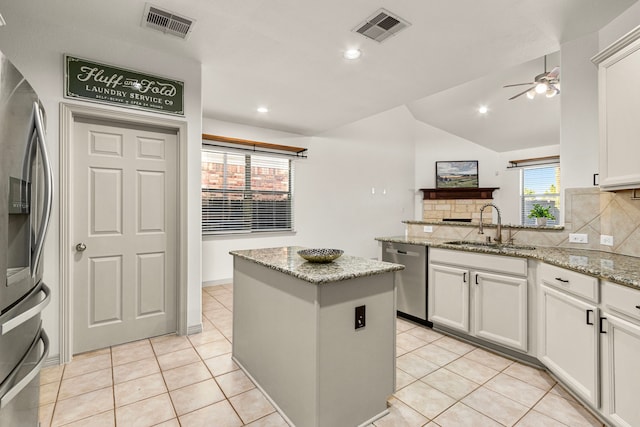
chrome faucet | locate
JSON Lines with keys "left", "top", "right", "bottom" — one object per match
{"left": 478, "top": 203, "right": 502, "bottom": 243}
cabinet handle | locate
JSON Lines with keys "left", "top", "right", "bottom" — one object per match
{"left": 463, "top": 272, "right": 467, "bottom": 283}
{"left": 586, "top": 309, "right": 594, "bottom": 325}
{"left": 635, "top": 305, "right": 640, "bottom": 310}
{"left": 599, "top": 317, "right": 607, "bottom": 334}
{"left": 555, "top": 277, "right": 569, "bottom": 283}
{"left": 475, "top": 274, "right": 479, "bottom": 285}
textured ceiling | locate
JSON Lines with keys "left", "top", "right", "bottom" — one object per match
{"left": 1, "top": 0, "right": 637, "bottom": 151}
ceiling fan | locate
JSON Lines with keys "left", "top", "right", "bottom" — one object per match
{"left": 504, "top": 56, "right": 560, "bottom": 100}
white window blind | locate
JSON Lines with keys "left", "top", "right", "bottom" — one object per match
{"left": 201, "top": 149, "right": 294, "bottom": 234}
{"left": 521, "top": 164, "right": 560, "bottom": 226}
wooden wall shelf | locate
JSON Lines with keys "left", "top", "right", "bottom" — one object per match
{"left": 202, "top": 133, "right": 307, "bottom": 157}
{"left": 420, "top": 187, "right": 499, "bottom": 200}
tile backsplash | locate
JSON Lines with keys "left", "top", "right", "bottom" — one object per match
{"left": 565, "top": 187, "right": 640, "bottom": 257}
{"left": 408, "top": 187, "right": 640, "bottom": 258}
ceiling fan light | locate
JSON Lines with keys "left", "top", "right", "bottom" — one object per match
{"left": 526, "top": 90, "right": 536, "bottom": 100}
{"left": 535, "top": 82, "right": 548, "bottom": 94}
{"left": 546, "top": 87, "right": 558, "bottom": 98}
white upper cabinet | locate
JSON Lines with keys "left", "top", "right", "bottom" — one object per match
{"left": 593, "top": 26, "right": 640, "bottom": 190}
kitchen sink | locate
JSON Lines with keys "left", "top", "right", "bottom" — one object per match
{"left": 444, "top": 240, "right": 536, "bottom": 251}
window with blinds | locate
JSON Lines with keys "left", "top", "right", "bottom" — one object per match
{"left": 201, "top": 149, "right": 293, "bottom": 234}
{"left": 521, "top": 164, "right": 560, "bottom": 226}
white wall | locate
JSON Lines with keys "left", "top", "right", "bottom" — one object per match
{"left": 0, "top": 9, "right": 203, "bottom": 359}
{"left": 202, "top": 106, "right": 416, "bottom": 283}
{"left": 599, "top": 1, "right": 640, "bottom": 49}
{"left": 560, "top": 33, "right": 600, "bottom": 191}
{"left": 413, "top": 122, "right": 502, "bottom": 220}
{"left": 413, "top": 122, "right": 561, "bottom": 225}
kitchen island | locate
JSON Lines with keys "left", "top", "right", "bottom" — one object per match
{"left": 230, "top": 247, "right": 404, "bottom": 427}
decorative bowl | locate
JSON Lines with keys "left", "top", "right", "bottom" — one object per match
{"left": 297, "top": 248, "right": 344, "bottom": 263}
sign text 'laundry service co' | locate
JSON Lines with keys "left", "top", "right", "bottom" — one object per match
{"left": 64, "top": 55, "right": 184, "bottom": 116}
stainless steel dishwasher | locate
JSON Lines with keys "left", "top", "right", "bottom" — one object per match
{"left": 382, "top": 241, "right": 430, "bottom": 326}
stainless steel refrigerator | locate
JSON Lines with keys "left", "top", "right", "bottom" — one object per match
{"left": 0, "top": 51, "right": 52, "bottom": 426}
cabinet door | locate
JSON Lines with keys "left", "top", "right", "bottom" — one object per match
{"left": 538, "top": 285, "right": 599, "bottom": 406}
{"left": 428, "top": 263, "right": 469, "bottom": 332}
{"left": 601, "top": 313, "right": 640, "bottom": 427}
{"left": 473, "top": 271, "right": 527, "bottom": 352}
{"left": 597, "top": 38, "right": 640, "bottom": 190}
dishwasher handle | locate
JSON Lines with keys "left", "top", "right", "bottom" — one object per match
{"left": 385, "top": 247, "right": 420, "bottom": 257}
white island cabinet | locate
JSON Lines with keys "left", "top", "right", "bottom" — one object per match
{"left": 230, "top": 247, "right": 402, "bottom": 427}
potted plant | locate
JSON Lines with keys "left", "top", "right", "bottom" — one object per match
{"left": 528, "top": 203, "right": 555, "bottom": 226}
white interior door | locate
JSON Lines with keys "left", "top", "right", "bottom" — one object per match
{"left": 72, "top": 118, "right": 178, "bottom": 354}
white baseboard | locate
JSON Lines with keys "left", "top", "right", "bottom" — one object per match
{"left": 43, "top": 355, "right": 61, "bottom": 368}
{"left": 202, "top": 279, "right": 232, "bottom": 287}
{"left": 187, "top": 323, "right": 203, "bottom": 335}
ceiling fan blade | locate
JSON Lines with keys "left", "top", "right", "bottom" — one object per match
{"left": 503, "top": 82, "right": 535, "bottom": 88}
{"left": 508, "top": 86, "right": 535, "bottom": 100}
{"left": 547, "top": 66, "right": 560, "bottom": 78}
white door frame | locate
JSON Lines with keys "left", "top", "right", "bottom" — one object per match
{"left": 59, "top": 102, "right": 188, "bottom": 363}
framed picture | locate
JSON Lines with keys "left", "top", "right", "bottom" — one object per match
{"left": 436, "top": 161, "right": 479, "bottom": 188}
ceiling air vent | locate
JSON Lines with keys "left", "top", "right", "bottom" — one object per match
{"left": 353, "top": 8, "right": 410, "bottom": 43}
{"left": 142, "top": 3, "right": 195, "bottom": 39}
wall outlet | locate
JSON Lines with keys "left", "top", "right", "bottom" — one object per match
{"left": 601, "top": 259, "right": 614, "bottom": 270}
{"left": 600, "top": 235, "right": 614, "bottom": 246}
{"left": 569, "top": 233, "right": 588, "bottom": 244}
{"left": 355, "top": 305, "right": 366, "bottom": 330}
{"left": 423, "top": 225, "right": 433, "bottom": 233}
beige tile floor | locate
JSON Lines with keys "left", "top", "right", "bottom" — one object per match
{"left": 39, "top": 284, "right": 605, "bottom": 426}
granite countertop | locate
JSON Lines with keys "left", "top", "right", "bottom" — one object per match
{"left": 375, "top": 236, "right": 640, "bottom": 290}
{"left": 230, "top": 246, "right": 404, "bottom": 285}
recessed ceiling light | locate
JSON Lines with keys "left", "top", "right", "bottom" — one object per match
{"left": 478, "top": 106, "right": 488, "bottom": 114}
{"left": 257, "top": 106, "right": 269, "bottom": 113}
{"left": 343, "top": 49, "right": 362, "bottom": 60}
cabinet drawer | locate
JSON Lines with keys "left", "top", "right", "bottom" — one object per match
{"left": 430, "top": 248, "right": 527, "bottom": 277}
{"left": 602, "top": 280, "right": 640, "bottom": 323}
{"left": 539, "top": 263, "right": 598, "bottom": 303}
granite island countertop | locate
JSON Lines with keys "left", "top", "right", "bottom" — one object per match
{"left": 230, "top": 246, "right": 404, "bottom": 284}
{"left": 376, "top": 236, "right": 640, "bottom": 290}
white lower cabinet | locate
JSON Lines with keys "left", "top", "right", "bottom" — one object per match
{"left": 600, "top": 313, "right": 640, "bottom": 427}
{"left": 538, "top": 284, "right": 599, "bottom": 407}
{"left": 473, "top": 271, "right": 528, "bottom": 352}
{"left": 600, "top": 281, "right": 640, "bottom": 427}
{"left": 429, "top": 263, "right": 469, "bottom": 333}
{"left": 427, "top": 249, "right": 640, "bottom": 427}
{"left": 429, "top": 249, "right": 528, "bottom": 352}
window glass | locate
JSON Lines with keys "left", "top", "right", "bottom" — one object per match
{"left": 202, "top": 149, "right": 293, "bottom": 234}
{"left": 521, "top": 165, "right": 560, "bottom": 226}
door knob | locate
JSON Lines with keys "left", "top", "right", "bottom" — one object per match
{"left": 75, "top": 243, "right": 87, "bottom": 252}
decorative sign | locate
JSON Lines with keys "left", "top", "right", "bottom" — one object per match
{"left": 64, "top": 55, "right": 184, "bottom": 116}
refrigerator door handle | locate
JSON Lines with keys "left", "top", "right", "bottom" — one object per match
{"left": 0, "top": 282, "right": 51, "bottom": 335}
{"left": 30, "top": 102, "right": 53, "bottom": 278}
{"left": 0, "top": 327, "right": 49, "bottom": 409}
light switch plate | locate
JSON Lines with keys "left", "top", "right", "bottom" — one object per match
{"left": 569, "top": 233, "right": 588, "bottom": 243}
{"left": 423, "top": 226, "right": 433, "bottom": 233}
